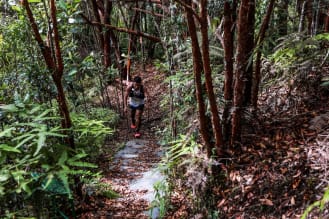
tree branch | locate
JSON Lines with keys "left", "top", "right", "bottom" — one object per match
{"left": 79, "top": 13, "right": 161, "bottom": 43}
{"left": 132, "top": 7, "right": 165, "bottom": 18}
{"left": 21, "top": 0, "right": 55, "bottom": 70}
{"left": 50, "top": 0, "right": 63, "bottom": 75}
{"left": 174, "top": 0, "right": 201, "bottom": 23}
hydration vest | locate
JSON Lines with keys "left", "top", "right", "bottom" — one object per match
{"left": 129, "top": 85, "right": 144, "bottom": 99}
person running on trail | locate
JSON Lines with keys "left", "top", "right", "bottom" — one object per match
{"left": 124, "top": 76, "right": 149, "bottom": 138}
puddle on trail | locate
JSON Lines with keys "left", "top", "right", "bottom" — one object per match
{"left": 113, "top": 139, "right": 165, "bottom": 219}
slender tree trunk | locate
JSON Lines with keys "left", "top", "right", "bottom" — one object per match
{"left": 252, "top": 0, "right": 276, "bottom": 109}
{"left": 325, "top": 8, "right": 329, "bottom": 32}
{"left": 222, "top": 1, "right": 235, "bottom": 145}
{"left": 185, "top": 0, "right": 213, "bottom": 156}
{"left": 231, "top": 0, "right": 251, "bottom": 145}
{"left": 103, "top": 0, "right": 112, "bottom": 68}
{"left": 90, "top": 0, "right": 104, "bottom": 50}
{"left": 22, "top": 0, "right": 75, "bottom": 149}
{"left": 243, "top": 0, "right": 255, "bottom": 106}
{"left": 200, "top": 0, "right": 223, "bottom": 155}
{"left": 306, "top": 0, "right": 314, "bottom": 35}
{"left": 277, "top": 0, "right": 289, "bottom": 37}
{"left": 127, "top": 5, "right": 140, "bottom": 80}
{"left": 298, "top": 0, "right": 307, "bottom": 32}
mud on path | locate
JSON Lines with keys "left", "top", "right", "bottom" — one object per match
{"left": 78, "top": 63, "right": 167, "bottom": 218}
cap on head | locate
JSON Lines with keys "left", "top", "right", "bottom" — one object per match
{"left": 133, "top": 76, "right": 142, "bottom": 83}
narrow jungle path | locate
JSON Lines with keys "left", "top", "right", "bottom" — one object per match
{"left": 79, "top": 63, "right": 167, "bottom": 218}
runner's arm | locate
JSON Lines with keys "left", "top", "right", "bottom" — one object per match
{"left": 124, "top": 86, "right": 131, "bottom": 111}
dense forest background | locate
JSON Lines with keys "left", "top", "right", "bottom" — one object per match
{"left": 0, "top": 0, "right": 329, "bottom": 218}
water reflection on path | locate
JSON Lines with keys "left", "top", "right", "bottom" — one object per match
{"left": 114, "top": 139, "right": 164, "bottom": 218}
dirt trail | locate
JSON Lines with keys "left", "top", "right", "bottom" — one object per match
{"left": 79, "top": 63, "right": 167, "bottom": 218}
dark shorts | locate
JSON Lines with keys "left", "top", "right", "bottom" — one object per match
{"left": 129, "top": 104, "right": 144, "bottom": 111}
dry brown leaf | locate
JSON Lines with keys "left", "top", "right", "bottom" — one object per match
{"left": 260, "top": 198, "right": 274, "bottom": 206}
{"left": 292, "top": 178, "right": 301, "bottom": 189}
{"left": 217, "top": 199, "right": 226, "bottom": 207}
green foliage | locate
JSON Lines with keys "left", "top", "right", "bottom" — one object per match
{"left": 0, "top": 13, "right": 50, "bottom": 104}
{"left": 149, "top": 135, "right": 199, "bottom": 218}
{"left": 85, "top": 107, "right": 120, "bottom": 127}
{"left": 302, "top": 187, "right": 329, "bottom": 219}
{"left": 0, "top": 103, "right": 100, "bottom": 217}
{"left": 271, "top": 33, "right": 328, "bottom": 68}
{"left": 158, "top": 67, "right": 196, "bottom": 142}
{"left": 82, "top": 178, "right": 120, "bottom": 200}
{"left": 266, "top": 32, "right": 329, "bottom": 95}
{"left": 150, "top": 180, "right": 170, "bottom": 219}
{"left": 70, "top": 109, "right": 115, "bottom": 158}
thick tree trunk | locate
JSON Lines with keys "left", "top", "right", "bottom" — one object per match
{"left": 231, "top": 0, "right": 251, "bottom": 145}
{"left": 200, "top": 0, "right": 223, "bottom": 155}
{"left": 252, "top": 0, "right": 276, "bottom": 109}
{"left": 222, "top": 1, "right": 235, "bottom": 145}
{"left": 185, "top": 0, "right": 213, "bottom": 156}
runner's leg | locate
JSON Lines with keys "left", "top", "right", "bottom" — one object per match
{"left": 135, "top": 109, "right": 143, "bottom": 132}
{"left": 130, "top": 107, "right": 136, "bottom": 126}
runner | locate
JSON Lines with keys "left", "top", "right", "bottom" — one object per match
{"left": 124, "top": 76, "right": 149, "bottom": 138}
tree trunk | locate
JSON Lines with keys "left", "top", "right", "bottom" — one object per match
{"left": 90, "top": 0, "right": 104, "bottom": 50}
{"left": 298, "top": 0, "right": 307, "bottom": 33}
{"left": 222, "top": 1, "right": 235, "bottom": 145}
{"left": 243, "top": 0, "right": 255, "bottom": 106}
{"left": 277, "top": 0, "right": 289, "bottom": 36}
{"left": 185, "top": 0, "right": 213, "bottom": 156}
{"left": 231, "top": 0, "right": 252, "bottom": 145}
{"left": 200, "top": 0, "right": 223, "bottom": 155}
{"left": 324, "top": 9, "right": 329, "bottom": 33}
{"left": 22, "top": 0, "right": 75, "bottom": 149}
{"left": 305, "top": 0, "right": 314, "bottom": 35}
{"left": 252, "top": 0, "right": 276, "bottom": 109}
{"left": 103, "top": 0, "right": 112, "bottom": 68}
{"left": 127, "top": 4, "right": 140, "bottom": 80}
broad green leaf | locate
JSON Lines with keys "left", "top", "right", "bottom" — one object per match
{"left": 68, "top": 68, "right": 78, "bottom": 76}
{"left": 0, "top": 127, "right": 14, "bottom": 138}
{"left": 12, "top": 170, "right": 25, "bottom": 183}
{"left": 0, "top": 104, "right": 18, "bottom": 112}
{"left": 58, "top": 151, "right": 68, "bottom": 165}
{"left": 21, "top": 181, "right": 32, "bottom": 195}
{"left": 11, "top": 5, "right": 22, "bottom": 12}
{"left": 34, "top": 133, "right": 46, "bottom": 156}
{"left": 13, "top": 134, "right": 34, "bottom": 148}
{"left": 0, "top": 144, "right": 21, "bottom": 153}
{"left": 67, "top": 161, "right": 97, "bottom": 168}
{"left": 57, "top": 172, "right": 71, "bottom": 197}
{"left": 28, "top": 0, "right": 41, "bottom": 2}
{"left": 0, "top": 173, "right": 10, "bottom": 182}
{"left": 314, "top": 33, "right": 329, "bottom": 40}
{"left": 43, "top": 131, "right": 66, "bottom": 137}
{"left": 34, "top": 109, "right": 51, "bottom": 121}
{"left": 29, "top": 105, "right": 42, "bottom": 114}
{"left": 58, "top": 0, "right": 67, "bottom": 11}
